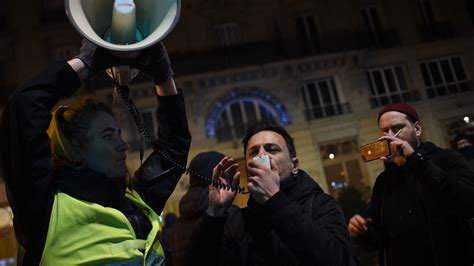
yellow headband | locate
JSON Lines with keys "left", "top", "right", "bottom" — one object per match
{"left": 47, "top": 106, "right": 81, "bottom": 163}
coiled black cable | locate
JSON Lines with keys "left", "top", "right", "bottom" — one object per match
{"left": 114, "top": 85, "right": 248, "bottom": 194}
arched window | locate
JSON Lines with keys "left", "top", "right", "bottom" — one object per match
{"left": 207, "top": 89, "right": 289, "bottom": 142}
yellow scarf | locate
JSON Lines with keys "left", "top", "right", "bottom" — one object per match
{"left": 47, "top": 106, "right": 81, "bottom": 163}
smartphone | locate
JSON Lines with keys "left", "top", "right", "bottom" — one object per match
{"left": 253, "top": 154, "right": 271, "bottom": 169}
{"left": 360, "top": 139, "right": 390, "bottom": 162}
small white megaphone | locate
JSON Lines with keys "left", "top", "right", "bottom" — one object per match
{"left": 65, "top": 0, "right": 181, "bottom": 85}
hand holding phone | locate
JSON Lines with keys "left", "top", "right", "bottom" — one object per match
{"left": 361, "top": 129, "right": 405, "bottom": 163}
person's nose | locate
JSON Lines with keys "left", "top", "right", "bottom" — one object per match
{"left": 117, "top": 136, "right": 129, "bottom": 152}
{"left": 257, "top": 147, "right": 267, "bottom": 157}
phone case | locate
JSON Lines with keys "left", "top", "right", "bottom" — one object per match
{"left": 360, "top": 139, "right": 390, "bottom": 162}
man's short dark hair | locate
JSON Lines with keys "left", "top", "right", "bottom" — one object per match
{"left": 242, "top": 122, "right": 296, "bottom": 158}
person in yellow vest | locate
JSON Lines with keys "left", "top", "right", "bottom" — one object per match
{"left": 0, "top": 40, "right": 191, "bottom": 265}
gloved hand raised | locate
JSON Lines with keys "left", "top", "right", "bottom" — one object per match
{"left": 74, "top": 39, "right": 133, "bottom": 78}
{"left": 134, "top": 42, "right": 174, "bottom": 85}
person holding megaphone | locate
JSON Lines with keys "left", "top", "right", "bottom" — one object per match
{"left": 1, "top": 40, "right": 191, "bottom": 265}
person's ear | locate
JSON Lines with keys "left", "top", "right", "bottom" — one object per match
{"left": 414, "top": 121, "right": 422, "bottom": 137}
{"left": 291, "top": 158, "right": 299, "bottom": 175}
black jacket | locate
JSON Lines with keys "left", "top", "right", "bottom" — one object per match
{"left": 187, "top": 170, "right": 356, "bottom": 266}
{"left": 164, "top": 184, "right": 209, "bottom": 266}
{"left": 0, "top": 61, "right": 191, "bottom": 265}
{"left": 360, "top": 142, "right": 474, "bottom": 266}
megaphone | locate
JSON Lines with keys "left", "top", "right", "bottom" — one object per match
{"left": 65, "top": 0, "right": 181, "bottom": 85}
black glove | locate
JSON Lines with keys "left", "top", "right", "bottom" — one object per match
{"left": 134, "top": 42, "right": 174, "bottom": 84}
{"left": 74, "top": 39, "right": 132, "bottom": 77}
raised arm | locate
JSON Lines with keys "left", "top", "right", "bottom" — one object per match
{"left": 1, "top": 60, "right": 82, "bottom": 262}
{"left": 132, "top": 43, "right": 191, "bottom": 214}
{"left": 185, "top": 157, "right": 240, "bottom": 266}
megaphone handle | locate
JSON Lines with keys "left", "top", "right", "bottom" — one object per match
{"left": 108, "top": 66, "right": 131, "bottom": 86}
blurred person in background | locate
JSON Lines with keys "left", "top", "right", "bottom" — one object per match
{"left": 164, "top": 151, "right": 238, "bottom": 266}
{"left": 349, "top": 103, "right": 474, "bottom": 266}
{"left": 454, "top": 132, "right": 474, "bottom": 171}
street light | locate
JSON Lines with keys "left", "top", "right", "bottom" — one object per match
{"left": 463, "top": 116, "right": 470, "bottom": 124}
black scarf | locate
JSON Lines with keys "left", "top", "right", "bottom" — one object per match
{"left": 458, "top": 145, "right": 474, "bottom": 160}
{"left": 54, "top": 165, "right": 126, "bottom": 209}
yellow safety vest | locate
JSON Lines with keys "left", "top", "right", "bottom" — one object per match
{"left": 40, "top": 189, "right": 165, "bottom": 265}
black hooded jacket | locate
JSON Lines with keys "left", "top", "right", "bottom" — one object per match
{"left": 187, "top": 170, "right": 356, "bottom": 266}
{"left": 1, "top": 61, "right": 191, "bottom": 265}
{"left": 359, "top": 142, "right": 474, "bottom": 266}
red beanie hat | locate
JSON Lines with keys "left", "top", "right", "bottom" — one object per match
{"left": 377, "top": 102, "right": 419, "bottom": 122}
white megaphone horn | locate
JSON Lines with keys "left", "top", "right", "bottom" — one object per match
{"left": 65, "top": 0, "right": 181, "bottom": 86}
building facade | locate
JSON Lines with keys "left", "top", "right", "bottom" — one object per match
{"left": 1, "top": 0, "right": 474, "bottom": 217}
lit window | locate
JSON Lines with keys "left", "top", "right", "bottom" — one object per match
{"left": 320, "top": 139, "right": 365, "bottom": 197}
{"left": 367, "top": 65, "right": 419, "bottom": 108}
{"left": 419, "top": 56, "right": 470, "bottom": 99}
{"left": 301, "top": 77, "right": 351, "bottom": 120}
{"left": 0, "top": 257, "right": 15, "bottom": 266}
{"left": 207, "top": 90, "right": 289, "bottom": 142}
{"left": 215, "top": 99, "right": 277, "bottom": 142}
{"left": 320, "top": 140, "right": 357, "bottom": 161}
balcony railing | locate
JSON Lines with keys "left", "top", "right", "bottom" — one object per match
{"left": 369, "top": 90, "right": 421, "bottom": 108}
{"left": 425, "top": 80, "right": 472, "bottom": 99}
{"left": 304, "top": 102, "right": 352, "bottom": 121}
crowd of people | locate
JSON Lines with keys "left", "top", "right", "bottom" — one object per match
{"left": 1, "top": 38, "right": 473, "bottom": 266}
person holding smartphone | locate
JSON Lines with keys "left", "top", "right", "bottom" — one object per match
{"left": 348, "top": 102, "right": 474, "bottom": 266}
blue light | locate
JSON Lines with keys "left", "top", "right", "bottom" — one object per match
{"left": 206, "top": 88, "right": 290, "bottom": 137}
{"left": 331, "top": 181, "right": 348, "bottom": 190}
